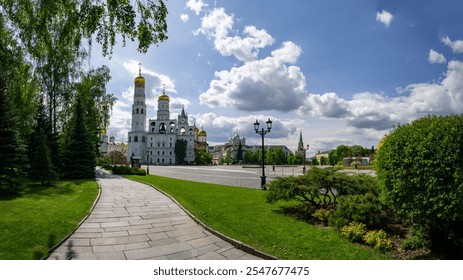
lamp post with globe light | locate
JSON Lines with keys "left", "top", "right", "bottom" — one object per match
{"left": 254, "top": 118, "right": 272, "bottom": 189}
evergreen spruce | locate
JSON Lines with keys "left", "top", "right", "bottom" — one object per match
{"left": 0, "top": 77, "right": 26, "bottom": 195}
{"left": 237, "top": 142, "right": 243, "bottom": 162}
{"left": 28, "top": 100, "right": 57, "bottom": 185}
{"left": 174, "top": 139, "right": 187, "bottom": 164}
{"left": 61, "top": 96, "right": 96, "bottom": 179}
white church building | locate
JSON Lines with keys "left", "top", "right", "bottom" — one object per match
{"left": 127, "top": 66, "right": 206, "bottom": 165}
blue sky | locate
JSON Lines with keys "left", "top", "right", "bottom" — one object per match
{"left": 94, "top": 0, "right": 463, "bottom": 156}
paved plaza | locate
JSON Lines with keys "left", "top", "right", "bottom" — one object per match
{"left": 143, "top": 165, "right": 308, "bottom": 189}
{"left": 142, "top": 165, "right": 376, "bottom": 189}
{"left": 47, "top": 169, "right": 266, "bottom": 260}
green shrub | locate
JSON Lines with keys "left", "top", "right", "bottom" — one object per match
{"left": 112, "top": 166, "right": 146, "bottom": 176}
{"left": 376, "top": 114, "right": 463, "bottom": 254}
{"left": 338, "top": 173, "right": 380, "bottom": 196}
{"left": 312, "top": 208, "right": 332, "bottom": 225}
{"left": 329, "top": 193, "right": 382, "bottom": 228}
{"left": 281, "top": 203, "right": 317, "bottom": 222}
{"left": 401, "top": 226, "right": 427, "bottom": 250}
{"left": 363, "top": 230, "right": 392, "bottom": 252}
{"left": 341, "top": 222, "right": 367, "bottom": 242}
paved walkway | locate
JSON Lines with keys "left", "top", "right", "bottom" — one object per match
{"left": 47, "top": 170, "right": 264, "bottom": 260}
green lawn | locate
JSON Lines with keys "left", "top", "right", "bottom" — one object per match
{"left": 0, "top": 180, "right": 99, "bottom": 259}
{"left": 127, "top": 175, "right": 388, "bottom": 260}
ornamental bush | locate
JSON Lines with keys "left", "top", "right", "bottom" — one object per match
{"left": 312, "top": 208, "right": 332, "bottom": 225}
{"left": 341, "top": 222, "right": 367, "bottom": 242}
{"left": 363, "top": 230, "right": 393, "bottom": 252}
{"left": 112, "top": 165, "right": 146, "bottom": 176}
{"left": 328, "top": 193, "right": 382, "bottom": 228}
{"left": 376, "top": 114, "right": 463, "bottom": 255}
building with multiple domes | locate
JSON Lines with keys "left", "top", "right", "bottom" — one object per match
{"left": 127, "top": 66, "right": 208, "bottom": 165}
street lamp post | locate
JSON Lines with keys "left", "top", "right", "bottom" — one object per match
{"left": 254, "top": 118, "right": 272, "bottom": 190}
{"left": 303, "top": 144, "right": 310, "bottom": 174}
{"left": 146, "top": 150, "right": 150, "bottom": 175}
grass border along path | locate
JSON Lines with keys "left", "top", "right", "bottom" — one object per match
{"left": 127, "top": 175, "right": 388, "bottom": 260}
{"left": 0, "top": 180, "right": 99, "bottom": 260}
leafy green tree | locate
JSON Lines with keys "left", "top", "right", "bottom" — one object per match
{"left": 0, "top": 13, "right": 40, "bottom": 140}
{"left": 72, "top": 66, "right": 117, "bottom": 151}
{"left": 105, "top": 150, "right": 128, "bottom": 166}
{"left": 174, "top": 139, "right": 187, "bottom": 164}
{"left": 243, "top": 150, "right": 254, "bottom": 164}
{"left": 266, "top": 148, "right": 276, "bottom": 165}
{"left": 195, "top": 150, "right": 212, "bottom": 165}
{"left": 2, "top": 0, "right": 168, "bottom": 57}
{"left": 2, "top": 0, "right": 167, "bottom": 134}
{"left": 288, "top": 153, "right": 303, "bottom": 165}
{"left": 0, "top": 76, "right": 26, "bottom": 195}
{"left": 311, "top": 157, "right": 319, "bottom": 166}
{"left": 236, "top": 142, "right": 243, "bottom": 162}
{"left": 273, "top": 147, "right": 287, "bottom": 165}
{"left": 376, "top": 115, "right": 463, "bottom": 255}
{"left": 61, "top": 96, "right": 96, "bottom": 179}
{"left": 28, "top": 101, "right": 57, "bottom": 185}
{"left": 320, "top": 156, "right": 327, "bottom": 166}
{"left": 223, "top": 149, "right": 233, "bottom": 165}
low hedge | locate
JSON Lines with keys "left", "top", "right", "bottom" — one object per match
{"left": 112, "top": 165, "right": 146, "bottom": 176}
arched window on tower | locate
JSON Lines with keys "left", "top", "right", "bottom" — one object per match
{"left": 141, "top": 109, "right": 144, "bottom": 114}
{"left": 142, "top": 136, "right": 145, "bottom": 142}
{"left": 160, "top": 123, "right": 166, "bottom": 133}
{"left": 136, "top": 108, "right": 139, "bottom": 114}
{"left": 134, "top": 136, "right": 138, "bottom": 142}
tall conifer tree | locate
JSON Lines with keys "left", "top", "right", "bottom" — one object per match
{"left": 0, "top": 77, "right": 26, "bottom": 195}
{"left": 28, "top": 100, "right": 57, "bottom": 185}
{"left": 61, "top": 96, "right": 95, "bottom": 179}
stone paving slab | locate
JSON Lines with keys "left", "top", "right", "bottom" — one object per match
{"left": 47, "top": 169, "right": 266, "bottom": 260}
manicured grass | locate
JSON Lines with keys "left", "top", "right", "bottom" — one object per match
{"left": 127, "top": 175, "right": 388, "bottom": 260}
{"left": 0, "top": 180, "right": 99, "bottom": 259}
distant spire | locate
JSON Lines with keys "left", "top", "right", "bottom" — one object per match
{"left": 138, "top": 62, "right": 142, "bottom": 76}
{"left": 298, "top": 130, "right": 304, "bottom": 151}
{"left": 181, "top": 106, "right": 187, "bottom": 118}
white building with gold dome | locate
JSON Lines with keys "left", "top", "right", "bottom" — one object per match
{"left": 128, "top": 66, "right": 207, "bottom": 165}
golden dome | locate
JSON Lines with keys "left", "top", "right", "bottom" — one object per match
{"left": 198, "top": 129, "right": 207, "bottom": 137}
{"left": 158, "top": 93, "right": 170, "bottom": 102}
{"left": 193, "top": 125, "right": 199, "bottom": 133}
{"left": 134, "top": 75, "right": 145, "bottom": 87}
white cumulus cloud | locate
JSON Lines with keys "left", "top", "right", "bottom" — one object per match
{"left": 192, "top": 113, "right": 303, "bottom": 143}
{"left": 199, "top": 41, "right": 307, "bottom": 112}
{"left": 196, "top": 7, "right": 305, "bottom": 112}
{"left": 300, "top": 60, "right": 463, "bottom": 131}
{"left": 376, "top": 10, "right": 393, "bottom": 28}
{"left": 442, "top": 36, "right": 463, "bottom": 53}
{"left": 180, "top": 14, "right": 189, "bottom": 22}
{"left": 215, "top": 26, "right": 275, "bottom": 62}
{"left": 186, "top": 0, "right": 207, "bottom": 15}
{"left": 195, "top": 7, "right": 233, "bottom": 39}
{"left": 428, "top": 49, "right": 447, "bottom": 64}
{"left": 196, "top": 8, "right": 275, "bottom": 62}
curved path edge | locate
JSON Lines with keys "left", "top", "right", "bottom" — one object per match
{"left": 46, "top": 168, "right": 273, "bottom": 260}
{"left": 43, "top": 178, "right": 103, "bottom": 260}
{"left": 133, "top": 178, "right": 277, "bottom": 260}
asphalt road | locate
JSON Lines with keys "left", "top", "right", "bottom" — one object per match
{"left": 142, "top": 165, "right": 377, "bottom": 189}
{"left": 143, "top": 165, "right": 307, "bottom": 189}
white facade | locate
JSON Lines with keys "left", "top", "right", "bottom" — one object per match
{"left": 127, "top": 69, "right": 195, "bottom": 165}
